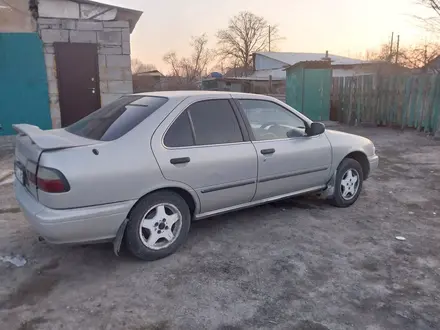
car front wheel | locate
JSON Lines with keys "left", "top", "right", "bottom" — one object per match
{"left": 330, "top": 158, "right": 364, "bottom": 207}
{"left": 125, "top": 191, "right": 191, "bottom": 261}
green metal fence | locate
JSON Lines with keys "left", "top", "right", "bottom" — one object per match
{"left": 331, "top": 74, "right": 440, "bottom": 132}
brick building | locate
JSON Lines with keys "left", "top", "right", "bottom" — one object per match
{"left": 0, "top": 0, "right": 142, "bottom": 136}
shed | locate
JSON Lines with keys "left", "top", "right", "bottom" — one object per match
{"left": 201, "top": 77, "right": 249, "bottom": 92}
{"left": 37, "top": 0, "right": 142, "bottom": 128}
{"left": 285, "top": 61, "right": 332, "bottom": 121}
{"left": 133, "top": 70, "right": 165, "bottom": 92}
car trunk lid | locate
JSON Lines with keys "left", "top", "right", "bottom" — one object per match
{"left": 13, "top": 124, "right": 97, "bottom": 199}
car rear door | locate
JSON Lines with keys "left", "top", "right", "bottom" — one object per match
{"left": 151, "top": 95, "right": 258, "bottom": 215}
{"left": 234, "top": 98, "right": 332, "bottom": 201}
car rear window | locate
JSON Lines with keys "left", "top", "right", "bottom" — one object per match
{"left": 65, "top": 95, "right": 168, "bottom": 141}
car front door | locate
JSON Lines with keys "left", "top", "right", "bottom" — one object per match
{"left": 151, "top": 95, "right": 258, "bottom": 215}
{"left": 235, "top": 98, "right": 332, "bottom": 201}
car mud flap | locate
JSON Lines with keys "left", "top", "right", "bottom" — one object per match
{"left": 317, "top": 170, "right": 337, "bottom": 199}
{"left": 113, "top": 218, "right": 128, "bottom": 256}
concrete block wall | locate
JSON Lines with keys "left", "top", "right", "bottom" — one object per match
{"left": 38, "top": 18, "right": 133, "bottom": 128}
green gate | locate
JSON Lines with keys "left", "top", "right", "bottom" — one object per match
{"left": 286, "top": 61, "right": 332, "bottom": 121}
{"left": 0, "top": 33, "right": 51, "bottom": 136}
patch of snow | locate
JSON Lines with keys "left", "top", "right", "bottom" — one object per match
{"left": 0, "top": 255, "right": 27, "bottom": 267}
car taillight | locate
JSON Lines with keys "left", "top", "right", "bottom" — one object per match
{"left": 26, "top": 161, "right": 37, "bottom": 186}
{"left": 36, "top": 166, "right": 70, "bottom": 193}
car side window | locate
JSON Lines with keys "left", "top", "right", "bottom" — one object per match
{"left": 189, "top": 100, "right": 243, "bottom": 145}
{"left": 164, "top": 99, "right": 244, "bottom": 147}
{"left": 238, "top": 99, "right": 306, "bottom": 141}
{"left": 164, "top": 111, "right": 194, "bottom": 147}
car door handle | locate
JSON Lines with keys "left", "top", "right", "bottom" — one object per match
{"left": 261, "top": 148, "right": 275, "bottom": 155}
{"left": 170, "top": 157, "right": 191, "bottom": 165}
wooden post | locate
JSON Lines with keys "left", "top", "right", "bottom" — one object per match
{"left": 355, "top": 76, "right": 361, "bottom": 125}
{"left": 396, "top": 75, "right": 405, "bottom": 128}
{"left": 338, "top": 77, "right": 344, "bottom": 122}
{"left": 401, "top": 75, "right": 411, "bottom": 130}
{"left": 347, "top": 77, "right": 355, "bottom": 125}
{"left": 425, "top": 75, "right": 435, "bottom": 132}
{"left": 388, "top": 76, "right": 395, "bottom": 126}
{"left": 431, "top": 76, "right": 440, "bottom": 133}
{"left": 269, "top": 75, "right": 273, "bottom": 93}
{"left": 412, "top": 78, "right": 420, "bottom": 128}
{"left": 395, "top": 35, "right": 400, "bottom": 64}
{"left": 389, "top": 32, "right": 394, "bottom": 61}
{"left": 375, "top": 74, "right": 382, "bottom": 125}
{"left": 419, "top": 76, "right": 430, "bottom": 131}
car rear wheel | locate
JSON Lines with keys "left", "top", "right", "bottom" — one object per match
{"left": 125, "top": 191, "right": 191, "bottom": 261}
{"left": 330, "top": 158, "right": 364, "bottom": 208}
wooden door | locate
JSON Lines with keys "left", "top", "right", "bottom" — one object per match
{"left": 54, "top": 43, "right": 101, "bottom": 127}
{"left": 303, "top": 68, "right": 332, "bottom": 121}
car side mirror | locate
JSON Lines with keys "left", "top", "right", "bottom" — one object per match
{"left": 306, "top": 122, "right": 325, "bottom": 136}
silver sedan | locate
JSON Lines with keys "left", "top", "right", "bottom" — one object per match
{"left": 14, "top": 91, "right": 378, "bottom": 260}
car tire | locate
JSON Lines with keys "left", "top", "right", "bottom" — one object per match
{"left": 330, "top": 158, "right": 364, "bottom": 208}
{"left": 125, "top": 191, "right": 191, "bottom": 261}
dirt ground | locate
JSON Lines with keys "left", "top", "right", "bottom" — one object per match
{"left": 0, "top": 126, "right": 439, "bottom": 330}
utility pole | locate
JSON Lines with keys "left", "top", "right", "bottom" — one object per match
{"left": 268, "top": 25, "right": 271, "bottom": 52}
{"left": 424, "top": 43, "right": 428, "bottom": 66}
{"left": 389, "top": 32, "right": 394, "bottom": 62}
{"left": 395, "top": 35, "right": 400, "bottom": 64}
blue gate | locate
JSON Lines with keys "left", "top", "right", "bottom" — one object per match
{"left": 0, "top": 33, "right": 51, "bottom": 136}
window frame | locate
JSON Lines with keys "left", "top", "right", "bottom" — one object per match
{"left": 233, "top": 98, "right": 309, "bottom": 142}
{"left": 162, "top": 98, "right": 250, "bottom": 149}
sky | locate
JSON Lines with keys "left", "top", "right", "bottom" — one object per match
{"left": 107, "top": 0, "right": 436, "bottom": 72}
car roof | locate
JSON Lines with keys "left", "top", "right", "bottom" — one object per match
{"left": 130, "top": 90, "right": 265, "bottom": 99}
{"left": 130, "top": 90, "right": 313, "bottom": 125}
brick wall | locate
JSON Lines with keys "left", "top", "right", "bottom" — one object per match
{"left": 38, "top": 18, "right": 133, "bottom": 128}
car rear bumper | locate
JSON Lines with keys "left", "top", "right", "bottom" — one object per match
{"left": 14, "top": 181, "right": 136, "bottom": 244}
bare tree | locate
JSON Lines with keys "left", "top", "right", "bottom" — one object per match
{"left": 416, "top": 0, "right": 440, "bottom": 33}
{"left": 365, "top": 43, "right": 405, "bottom": 63}
{"left": 216, "top": 12, "right": 282, "bottom": 70}
{"left": 163, "top": 34, "right": 213, "bottom": 89}
{"left": 131, "top": 59, "right": 156, "bottom": 74}
{"left": 400, "top": 42, "right": 440, "bottom": 69}
{"left": 365, "top": 41, "right": 440, "bottom": 69}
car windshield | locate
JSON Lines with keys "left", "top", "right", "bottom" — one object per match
{"left": 65, "top": 95, "right": 168, "bottom": 141}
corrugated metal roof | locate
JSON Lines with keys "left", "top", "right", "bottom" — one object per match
{"left": 283, "top": 60, "right": 332, "bottom": 71}
{"left": 256, "top": 52, "right": 367, "bottom": 66}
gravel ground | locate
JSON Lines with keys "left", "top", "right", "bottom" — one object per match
{"left": 0, "top": 126, "right": 439, "bottom": 330}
